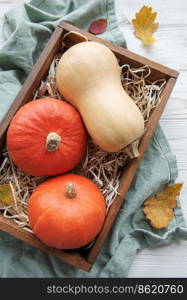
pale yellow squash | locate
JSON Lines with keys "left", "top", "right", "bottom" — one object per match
{"left": 56, "top": 41, "right": 144, "bottom": 152}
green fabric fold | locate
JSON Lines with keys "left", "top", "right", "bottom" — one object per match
{"left": 0, "top": 0, "right": 186, "bottom": 278}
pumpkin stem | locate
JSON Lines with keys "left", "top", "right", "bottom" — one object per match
{"left": 124, "top": 140, "right": 140, "bottom": 158}
{"left": 66, "top": 183, "right": 76, "bottom": 199}
{"left": 46, "top": 132, "right": 61, "bottom": 151}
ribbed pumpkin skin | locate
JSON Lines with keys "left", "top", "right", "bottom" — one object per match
{"left": 28, "top": 174, "right": 106, "bottom": 249}
{"left": 7, "top": 98, "right": 87, "bottom": 176}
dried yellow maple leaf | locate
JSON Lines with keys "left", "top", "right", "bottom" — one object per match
{"left": 132, "top": 6, "right": 159, "bottom": 45}
{"left": 0, "top": 184, "right": 14, "bottom": 205}
{"left": 144, "top": 183, "right": 183, "bottom": 229}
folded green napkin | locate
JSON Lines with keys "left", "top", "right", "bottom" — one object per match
{"left": 0, "top": 0, "right": 187, "bottom": 278}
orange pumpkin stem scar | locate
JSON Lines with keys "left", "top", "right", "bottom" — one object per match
{"left": 46, "top": 132, "right": 61, "bottom": 151}
{"left": 66, "top": 183, "right": 76, "bottom": 199}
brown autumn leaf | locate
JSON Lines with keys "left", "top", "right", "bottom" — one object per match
{"left": 144, "top": 183, "right": 183, "bottom": 229}
{"left": 132, "top": 5, "right": 159, "bottom": 45}
{"left": 89, "top": 18, "right": 108, "bottom": 35}
{"left": 0, "top": 184, "right": 14, "bottom": 205}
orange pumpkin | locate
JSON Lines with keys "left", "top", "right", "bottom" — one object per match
{"left": 7, "top": 98, "right": 87, "bottom": 176}
{"left": 28, "top": 174, "right": 106, "bottom": 249}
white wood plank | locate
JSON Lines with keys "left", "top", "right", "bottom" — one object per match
{"left": 160, "top": 71, "right": 187, "bottom": 216}
{"left": 116, "top": 0, "right": 187, "bottom": 25}
{"left": 116, "top": 0, "right": 187, "bottom": 70}
{"left": 115, "top": 23, "right": 187, "bottom": 70}
{"left": 129, "top": 241, "right": 187, "bottom": 277}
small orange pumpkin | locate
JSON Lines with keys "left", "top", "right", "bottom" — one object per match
{"left": 28, "top": 174, "right": 106, "bottom": 249}
{"left": 7, "top": 98, "right": 87, "bottom": 176}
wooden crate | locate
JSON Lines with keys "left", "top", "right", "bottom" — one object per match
{"left": 0, "top": 21, "right": 179, "bottom": 272}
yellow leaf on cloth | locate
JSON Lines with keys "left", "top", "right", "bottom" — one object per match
{"left": 144, "top": 183, "right": 183, "bottom": 229}
{"left": 0, "top": 184, "right": 14, "bottom": 205}
{"left": 132, "top": 6, "right": 159, "bottom": 45}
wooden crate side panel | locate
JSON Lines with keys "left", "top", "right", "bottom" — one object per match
{"left": 0, "top": 135, "right": 6, "bottom": 158}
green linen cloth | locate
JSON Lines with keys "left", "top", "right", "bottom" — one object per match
{"left": 0, "top": 0, "right": 186, "bottom": 278}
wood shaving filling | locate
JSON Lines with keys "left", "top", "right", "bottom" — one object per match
{"left": 0, "top": 47, "right": 166, "bottom": 232}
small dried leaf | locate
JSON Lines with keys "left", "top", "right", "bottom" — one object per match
{"left": 89, "top": 18, "right": 108, "bottom": 35}
{"left": 144, "top": 183, "right": 183, "bottom": 229}
{"left": 132, "top": 6, "right": 159, "bottom": 45}
{"left": 0, "top": 184, "right": 14, "bottom": 205}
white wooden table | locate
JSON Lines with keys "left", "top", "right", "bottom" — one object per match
{"left": 0, "top": 0, "right": 187, "bottom": 278}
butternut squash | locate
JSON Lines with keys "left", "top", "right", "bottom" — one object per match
{"left": 56, "top": 41, "right": 144, "bottom": 152}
